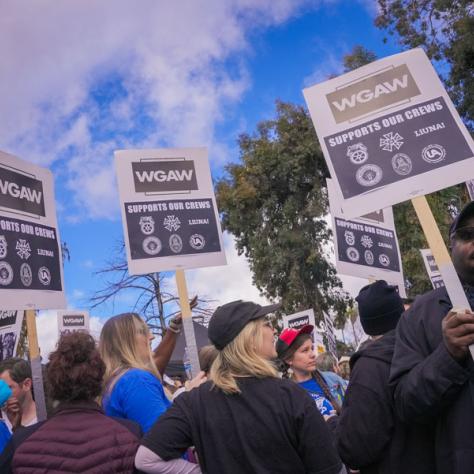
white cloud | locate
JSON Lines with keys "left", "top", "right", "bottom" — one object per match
{"left": 0, "top": 0, "right": 322, "bottom": 221}
{"left": 172, "top": 232, "right": 269, "bottom": 307}
{"left": 71, "top": 289, "right": 85, "bottom": 300}
{"left": 80, "top": 260, "right": 95, "bottom": 269}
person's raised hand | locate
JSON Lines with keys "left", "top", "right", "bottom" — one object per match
{"left": 5, "top": 397, "right": 22, "bottom": 431}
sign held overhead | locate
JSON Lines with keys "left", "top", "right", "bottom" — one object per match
{"left": 304, "top": 48, "right": 474, "bottom": 218}
{"left": 115, "top": 148, "right": 226, "bottom": 275}
{"left": 327, "top": 178, "right": 406, "bottom": 296}
{"left": 0, "top": 151, "right": 66, "bottom": 310}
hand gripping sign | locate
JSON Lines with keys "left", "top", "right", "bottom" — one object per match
{"left": 303, "top": 48, "right": 474, "bottom": 219}
{"left": 327, "top": 178, "right": 406, "bottom": 296}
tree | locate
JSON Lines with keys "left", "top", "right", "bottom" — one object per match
{"left": 90, "top": 241, "right": 214, "bottom": 336}
{"left": 216, "top": 101, "right": 351, "bottom": 321}
{"left": 342, "top": 45, "right": 377, "bottom": 72}
{"left": 375, "top": 0, "right": 474, "bottom": 127}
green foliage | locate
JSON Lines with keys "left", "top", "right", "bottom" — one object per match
{"left": 343, "top": 45, "right": 377, "bottom": 72}
{"left": 216, "top": 101, "right": 351, "bottom": 321}
{"left": 375, "top": 1, "right": 474, "bottom": 127}
{"left": 397, "top": 184, "right": 472, "bottom": 296}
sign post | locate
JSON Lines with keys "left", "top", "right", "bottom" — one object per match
{"left": 57, "top": 310, "right": 90, "bottom": 337}
{"left": 420, "top": 248, "right": 445, "bottom": 289}
{"left": 466, "top": 180, "right": 474, "bottom": 201}
{"left": 411, "top": 196, "right": 469, "bottom": 310}
{"left": 322, "top": 312, "right": 338, "bottom": 360}
{"left": 115, "top": 147, "right": 226, "bottom": 377}
{"left": 282, "top": 309, "right": 326, "bottom": 353}
{"left": 175, "top": 270, "right": 200, "bottom": 376}
{"left": 304, "top": 48, "right": 474, "bottom": 219}
{"left": 0, "top": 310, "right": 24, "bottom": 361}
{"left": 25, "top": 310, "right": 47, "bottom": 421}
{"left": 0, "top": 150, "right": 66, "bottom": 422}
{"left": 304, "top": 49, "right": 474, "bottom": 354}
{"left": 327, "top": 178, "right": 406, "bottom": 295}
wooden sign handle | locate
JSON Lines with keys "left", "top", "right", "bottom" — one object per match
{"left": 176, "top": 270, "right": 192, "bottom": 318}
{"left": 175, "top": 270, "right": 200, "bottom": 377}
{"left": 25, "top": 310, "right": 47, "bottom": 421}
{"left": 411, "top": 196, "right": 472, "bottom": 355}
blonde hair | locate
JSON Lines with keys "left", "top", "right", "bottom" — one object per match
{"left": 209, "top": 319, "right": 278, "bottom": 394}
{"left": 198, "top": 345, "right": 219, "bottom": 374}
{"left": 99, "top": 313, "right": 160, "bottom": 390}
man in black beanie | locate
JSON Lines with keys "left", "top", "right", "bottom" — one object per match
{"left": 337, "top": 280, "right": 434, "bottom": 474}
{"left": 389, "top": 201, "right": 474, "bottom": 474}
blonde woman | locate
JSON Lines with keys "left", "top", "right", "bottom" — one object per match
{"left": 100, "top": 313, "right": 171, "bottom": 433}
{"left": 135, "top": 300, "right": 344, "bottom": 474}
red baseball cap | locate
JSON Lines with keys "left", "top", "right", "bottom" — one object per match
{"left": 276, "top": 325, "right": 313, "bottom": 358}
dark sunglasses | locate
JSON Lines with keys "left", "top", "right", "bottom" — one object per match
{"left": 452, "top": 226, "right": 474, "bottom": 242}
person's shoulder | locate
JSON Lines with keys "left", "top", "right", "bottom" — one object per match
{"left": 321, "top": 371, "right": 343, "bottom": 384}
{"left": 119, "top": 368, "right": 158, "bottom": 383}
{"left": 409, "top": 287, "right": 449, "bottom": 312}
{"left": 271, "top": 377, "right": 310, "bottom": 399}
{"left": 11, "top": 421, "right": 46, "bottom": 446}
{"left": 400, "top": 287, "right": 449, "bottom": 325}
{"left": 0, "top": 420, "right": 9, "bottom": 436}
{"left": 115, "top": 368, "right": 162, "bottom": 393}
{"left": 109, "top": 416, "right": 143, "bottom": 438}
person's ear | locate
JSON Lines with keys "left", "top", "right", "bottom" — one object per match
{"left": 22, "top": 378, "right": 32, "bottom": 391}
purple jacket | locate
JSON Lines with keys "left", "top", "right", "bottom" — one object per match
{"left": 0, "top": 401, "right": 141, "bottom": 473}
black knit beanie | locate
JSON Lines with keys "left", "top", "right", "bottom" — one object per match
{"left": 355, "top": 280, "right": 404, "bottom": 336}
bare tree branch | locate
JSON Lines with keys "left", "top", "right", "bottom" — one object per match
{"left": 89, "top": 240, "right": 216, "bottom": 335}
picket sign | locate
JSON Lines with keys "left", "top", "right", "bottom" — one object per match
{"left": 411, "top": 196, "right": 473, "bottom": 357}
{"left": 467, "top": 180, "right": 474, "bottom": 201}
{"left": 0, "top": 151, "right": 67, "bottom": 423}
{"left": 25, "top": 310, "right": 47, "bottom": 421}
{"left": 115, "top": 148, "right": 227, "bottom": 379}
{"left": 420, "top": 248, "right": 445, "bottom": 289}
{"left": 175, "top": 270, "right": 200, "bottom": 377}
{"left": 303, "top": 49, "right": 474, "bottom": 357}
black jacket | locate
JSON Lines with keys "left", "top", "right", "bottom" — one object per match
{"left": 390, "top": 286, "right": 474, "bottom": 474}
{"left": 337, "top": 331, "right": 434, "bottom": 474}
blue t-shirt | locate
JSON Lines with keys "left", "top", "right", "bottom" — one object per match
{"left": 299, "top": 378, "right": 336, "bottom": 417}
{"left": 0, "top": 420, "right": 11, "bottom": 454}
{"left": 103, "top": 368, "right": 171, "bottom": 433}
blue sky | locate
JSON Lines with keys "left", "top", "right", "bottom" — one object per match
{"left": 1, "top": 0, "right": 402, "bottom": 352}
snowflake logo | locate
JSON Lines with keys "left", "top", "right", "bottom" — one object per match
{"left": 380, "top": 132, "right": 404, "bottom": 152}
{"left": 16, "top": 239, "right": 31, "bottom": 260}
{"left": 360, "top": 235, "right": 373, "bottom": 249}
{"left": 163, "top": 215, "right": 181, "bottom": 232}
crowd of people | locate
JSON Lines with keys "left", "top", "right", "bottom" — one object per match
{"left": 0, "top": 201, "right": 472, "bottom": 473}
